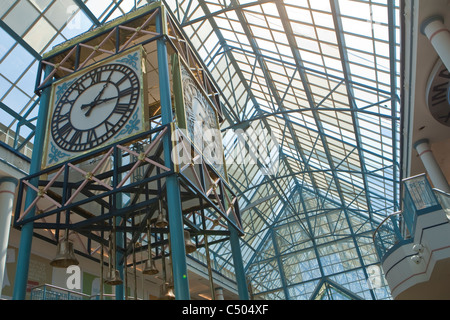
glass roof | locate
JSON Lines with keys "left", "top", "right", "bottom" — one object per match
{"left": 0, "top": 0, "right": 400, "bottom": 300}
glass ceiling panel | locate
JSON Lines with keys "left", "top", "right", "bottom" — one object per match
{"left": 0, "top": 0, "right": 400, "bottom": 300}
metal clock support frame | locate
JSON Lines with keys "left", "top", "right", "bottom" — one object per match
{"left": 12, "top": 3, "right": 247, "bottom": 301}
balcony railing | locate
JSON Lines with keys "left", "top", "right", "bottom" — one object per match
{"left": 30, "top": 284, "right": 90, "bottom": 300}
{"left": 29, "top": 284, "right": 133, "bottom": 300}
{"left": 372, "top": 211, "right": 405, "bottom": 260}
{"left": 373, "top": 174, "right": 444, "bottom": 260}
{"left": 434, "top": 188, "right": 450, "bottom": 219}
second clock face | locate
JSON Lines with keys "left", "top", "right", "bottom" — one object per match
{"left": 181, "top": 64, "right": 225, "bottom": 178}
{"left": 51, "top": 63, "right": 140, "bottom": 152}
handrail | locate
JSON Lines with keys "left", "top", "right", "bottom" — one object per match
{"left": 30, "top": 284, "right": 91, "bottom": 300}
{"left": 372, "top": 211, "right": 403, "bottom": 244}
{"left": 372, "top": 211, "right": 404, "bottom": 260}
{"left": 29, "top": 283, "right": 143, "bottom": 300}
{"left": 372, "top": 174, "right": 447, "bottom": 261}
{"left": 433, "top": 188, "right": 450, "bottom": 218}
{"left": 433, "top": 188, "right": 450, "bottom": 197}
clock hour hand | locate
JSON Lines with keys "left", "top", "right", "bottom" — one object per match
{"left": 81, "top": 95, "right": 118, "bottom": 110}
{"left": 82, "top": 95, "right": 120, "bottom": 116}
{"left": 82, "top": 72, "right": 115, "bottom": 116}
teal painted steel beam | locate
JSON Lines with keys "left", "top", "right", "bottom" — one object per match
{"left": 191, "top": 1, "right": 318, "bottom": 220}
{"left": 180, "top": 0, "right": 275, "bottom": 27}
{"left": 387, "top": 0, "right": 400, "bottom": 212}
{"left": 270, "top": 229, "right": 290, "bottom": 299}
{"left": 228, "top": 222, "right": 250, "bottom": 300}
{"left": 12, "top": 66, "right": 51, "bottom": 300}
{"left": 73, "top": 0, "right": 101, "bottom": 26}
{"left": 113, "top": 147, "right": 125, "bottom": 300}
{"left": 156, "top": 11, "right": 190, "bottom": 300}
{"left": 100, "top": 0, "right": 124, "bottom": 25}
{"left": 224, "top": 44, "right": 397, "bottom": 100}
{"left": 0, "top": 102, "right": 36, "bottom": 132}
{"left": 0, "top": 20, "right": 41, "bottom": 60}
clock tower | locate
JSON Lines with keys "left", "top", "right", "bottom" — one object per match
{"left": 43, "top": 47, "right": 147, "bottom": 168}
{"left": 13, "top": 3, "right": 247, "bottom": 301}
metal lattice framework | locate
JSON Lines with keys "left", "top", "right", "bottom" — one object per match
{"left": 0, "top": 0, "right": 401, "bottom": 300}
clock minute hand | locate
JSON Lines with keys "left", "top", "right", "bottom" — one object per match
{"left": 81, "top": 95, "right": 118, "bottom": 110}
{"left": 82, "top": 71, "right": 115, "bottom": 116}
{"left": 83, "top": 96, "right": 119, "bottom": 116}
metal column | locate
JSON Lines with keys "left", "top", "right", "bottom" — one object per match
{"left": 421, "top": 15, "right": 450, "bottom": 72}
{"left": 12, "top": 66, "right": 52, "bottom": 300}
{"left": 414, "top": 139, "right": 450, "bottom": 193}
{"left": 156, "top": 10, "right": 190, "bottom": 300}
{"left": 0, "top": 177, "right": 18, "bottom": 296}
{"left": 229, "top": 224, "right": 250, "bottom": 300}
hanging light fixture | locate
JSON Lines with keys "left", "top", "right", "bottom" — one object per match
{"left": 184, "top": 230, "right": 197, "bottom": 254}
{"left": 159, "top": 282, "right": 175, "bottom": 300}
{"left": 50, "top": 230, "right": 79, "bottom": 268}
{"left": 104, "top": 232, "right": 123, "bottom": 286}
{"left": 143, "top": 220, "right": 158, "bottom": 275}
{"left": 160, "top": 259, "right": 175, "bottom": 300}
{"left": 155, "top": 198, "right": 168, "bottom": 228}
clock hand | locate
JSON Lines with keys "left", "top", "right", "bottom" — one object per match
{"left": 82, "top": 71, "right": 115, "bottom": 116}
{"left": 81, "top": 95, "right": 118, "bottom": 110}
{"left": 82, "top": 96, "right": 119, "bottom": 116}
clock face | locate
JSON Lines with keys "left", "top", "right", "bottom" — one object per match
{"left": 426, "top": 60, "right": 450, "bottom": 126}
{"left": 43, "top": 47, "right": 146, "bottom": 169}
{"left": 181, "top": 65, "right": 225, "bottom": 177}
{"left": 51, "top": 63, "right": 140, "bottom": 152}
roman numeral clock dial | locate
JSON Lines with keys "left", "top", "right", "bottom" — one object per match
{"left": 427, "top": 60, "right": 450, "bottom": 127}
{"left": 181, "top": 64, "right": 226, "bottom": 179}
{"left": 43, "top": 47, "right": 146, "bottom": 168}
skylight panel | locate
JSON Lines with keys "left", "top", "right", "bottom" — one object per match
{"left": 339, "top": 0, "right": 371, "bottom": 21}
{"left": 24, "top": 18, "right": 57, "bottom": 53}
{"left": 344, "top": 33, "right": 374, "bottom": 54}
{"left": 285, "top": 5, "right": 312, "bottom": 24}
{"left": 316, "top": 27, "right": 338, "bottom": 45}
{"left": 0, "top": 45, "right": 34, "bottom": 84}
{"left": 3, "top": 0, "right": 39, "bottom": 36}
{"left": 312, "top": 11, "right": 334, "bottom": 29}
{"left": 341, "top": 17, "right": 373, "bottom": 38}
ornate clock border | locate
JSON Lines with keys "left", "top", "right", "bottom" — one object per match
{"left": 42, "top": 46, "right": 148, "bottom": 170}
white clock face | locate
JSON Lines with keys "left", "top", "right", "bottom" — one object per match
{"left": 181, "top": 65, "right": 224, "bottom": 176}
{"left": 51, "top": 63, "right": 140, "bottom": 152}
{"left": 44, "top": 47, "right": 145, "bottom": 168}
{"left": 427, "top": 61, "right": 450, "bottom": 127}
{"left": 192, "top": 95, "right": 218, "bottom": 161}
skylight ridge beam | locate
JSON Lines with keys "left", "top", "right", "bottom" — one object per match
{"left": 329, "top": 0, "right": 377, "bottom": 222}
{"left": 194, "top": 0, "right": 316, "bottom": 229}
{"left": 73, "top": 0, "right": 101, "bottom": 27}
{"left": 0, "top": 20, "right": 41, "bottom": 60}
{"left": 229, "top": 0, "right": 321, "bottom": 199}
{"left": 180, "top": 0, "right": 276, "bottom": 27}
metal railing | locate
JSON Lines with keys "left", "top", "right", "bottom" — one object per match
{"left": 433, "top": 188, "right": 450, "bottom": 219}
{"left": 30, "top": 284, "right": 90, "bottom": 300}
{"left": 372, "top": 211, "right": 405, "bottom": 260}
{"left": 29, "top": 284, "right": 140, "bottom": 300}
{"left": 402, "top": 174, "right": 441, "bottom": 234}
{"left": 373, "top": 173, "right": 444, "bottom": 260}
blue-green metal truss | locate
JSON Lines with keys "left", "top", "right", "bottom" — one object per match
{"left": 0, "top": 0, "right": 401, "bottom": 300}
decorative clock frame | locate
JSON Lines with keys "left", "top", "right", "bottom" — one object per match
{"left": 42, "top": 46, "right": 148, "bottom": 169}
{"left": 176, "top": 60, "right": 227, "bottom": 180}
